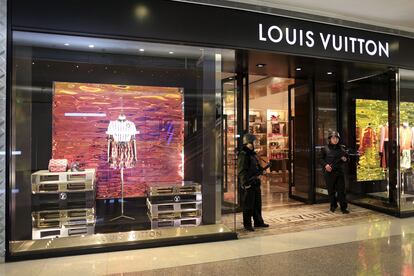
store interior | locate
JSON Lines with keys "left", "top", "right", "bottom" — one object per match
{"left": 222, "top": 50, "right": 403, "bottom": 211}
{"left": 248, "top": 75, "right": 294, "bottom": 209}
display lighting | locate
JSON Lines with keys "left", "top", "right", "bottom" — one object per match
{"left": 296, "top": 67, "right": 302, "bottom": 71}
{"left": 64, "top": 113, "right": 107, "bottom": 117}
{"left": 64, "top": 43, "right": 70, "bottom": 46}
{"left": 88, "top": 44, "right": 95, "bottom": 48}
{"left": 327, "top": 71, "right": 333, "bottom": 75}
{"left": 169, "top": 51, "right": 174, "bottom": 54}
{"left": 139, "top": 48, "right": 145, "bottom": 52}
{"left": 256, "top": 63, "right": 266, "bottom": 68}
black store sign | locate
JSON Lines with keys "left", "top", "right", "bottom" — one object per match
{"left": 11, "top": 0, "right": 414, "bottom": 68}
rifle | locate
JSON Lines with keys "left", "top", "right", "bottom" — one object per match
{"left": 323, "top": 145, "right": 348, "bottom": 173}
{"left": 244, "top": 155, "right": 271, "bottom": 188}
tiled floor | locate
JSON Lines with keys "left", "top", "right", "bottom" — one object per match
{"left": 107, "top": 234, "right": 414, "bottom": 276}
{"left": 223, "top": 202, "right": 392, "bottom": 237}
{"left": 2, "top": 209, "right": 413, "bottom": 276}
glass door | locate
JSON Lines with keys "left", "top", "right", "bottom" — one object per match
{"left": 288, "top": 80, "right": 314, "bottom": 202}
{"left": 314, "top": 81, "right": 339, "bottom": 202}
{"left": 222, "top": 76, "right": 238, "bottom": 212}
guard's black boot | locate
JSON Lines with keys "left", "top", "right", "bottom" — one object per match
{"left": 244, "top": 226, "right": 255, "bottom": 232}
{"left": 255, "top": 223, "right": 269, "bottom": 228}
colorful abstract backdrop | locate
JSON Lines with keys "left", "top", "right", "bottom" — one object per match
{"left": 52, "top": 82, "right": 184, "bottom": 199}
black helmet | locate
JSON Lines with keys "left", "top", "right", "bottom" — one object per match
{"left": 242, "top": 133, "right": 256, "bottom": 145}
{"left": 328, "top": 131, "right": 340, "bottom": 139}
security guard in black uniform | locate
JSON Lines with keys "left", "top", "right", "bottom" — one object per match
{"left": 238, "top": 133, "right": 270, "bottom": 231}
{"left": 320, "top": 131, "right": 350, "bottom": 214}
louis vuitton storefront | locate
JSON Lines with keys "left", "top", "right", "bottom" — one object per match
{"left": 3, "top": 0, "right": 414, "bottom": 261}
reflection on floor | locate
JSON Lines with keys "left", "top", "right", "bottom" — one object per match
{"left": 110, "top": 233, "right": 414, "bottom": 276}
{"left": 4, "top": 211, "right": 410, "bottom": 276}
{"left": 223, "top": 202, "right": 392, "bottom": 238}
{"left": 260, "top": 173, "right": 301, "bottom": 210}
{"left": 223, "top": 172, "right": 392, "bottom": 238}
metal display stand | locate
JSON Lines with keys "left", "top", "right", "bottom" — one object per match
{"left": 111, "top": 167, "right": 135, "bottom": 221}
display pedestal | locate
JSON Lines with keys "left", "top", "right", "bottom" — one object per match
{"left": 111, "top": 167, "right": 135, "bottom": 221}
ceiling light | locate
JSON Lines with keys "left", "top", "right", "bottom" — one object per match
{"left": 88, "top": 44, "right": 95, "bottom": 48}
{"left": 64, "top": 43, "right": 70, "bottom": 46}
{"left": 139, "top": 48, "right": 145, "bottom": 52}
{"left": 169, "top": 51, "right": 174, "bottom": 54}
{"left": 256, "top": 63, "right": 266, "bottom": 68}
{"left": 229, "top": 77, "right": 233, "bottom": 80}
{"left": 296, "top": 67, "right": 302, "bottom": 71}
{"left": 327, "top": 71, "right": 333, "bottom": 75}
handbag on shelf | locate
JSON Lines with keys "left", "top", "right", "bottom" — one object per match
{"left": 48, "top": 159, "right": 68, "bottom": 172}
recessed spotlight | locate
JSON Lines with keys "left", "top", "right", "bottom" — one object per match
{"left": 139, "top": 48, "right": 145, "bottom": 52}
{"left": 327, "top": 71, "right": 333, "bottom": 75}
{"left": 32, "top": 62, "right": 35, "bottom": 65}
{"left": 296, "top": 67, "right": 302, "bottom": 71}
{"left": 256, "top": 63, "right": 266, "bottom": 68}
{"left": 88, "top": 45, "right": 95, "bottom": 48}
{"left": 64, "top": 43, "right": 70, "bottom": 46}
{"left": 169, "top": 51, "right": 174, "bottom": 54}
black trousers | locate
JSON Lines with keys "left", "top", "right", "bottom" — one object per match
{"left": 242, "top": 185, "right": 264, "bottom": 227}
{"left": 324, "top": 171, "right": 348, "bottom": 211}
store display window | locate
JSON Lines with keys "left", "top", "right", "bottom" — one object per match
{"left": 399, "top": 69, "right": 414, "bottom": 213}
{"left": 9, "top": 31, "right": 237, "bottom": 256}
{"left": 341, "top": 71, "right": 399, "bottom": 213}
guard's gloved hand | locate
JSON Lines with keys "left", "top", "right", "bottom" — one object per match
{"left": 241, "top": 183, "right": 252, "bottom": 189}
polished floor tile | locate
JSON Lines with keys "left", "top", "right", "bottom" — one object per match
{"left": 223, "top": 203, "right": 392, "bottom": 237}
{"left": 2, "top": 208, "right": 414, "bottom": 276}
{"left": 108, "top": 234, "right": 414, "bottom": 276}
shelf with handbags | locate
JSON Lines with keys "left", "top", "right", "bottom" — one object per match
{"left": 31, "top": 160, "right": 96, "bottom": 239}
{"left": 249, "top": 110, "right": 268, "bottom": 160}
{"left": 223, "top": 112, "right": 238, "bottom": 201}
{"left": 267, "top": 109, "right": 289, "bottom": 173}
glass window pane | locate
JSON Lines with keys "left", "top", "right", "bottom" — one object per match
{"left": 342, "top": 72, "right": 397, "bottom": 212}
{"left": 10, "top": 31, "right": 236, "bottom": 255}
{"left": 399, "top": 69, "right": 414, "bottom": 214}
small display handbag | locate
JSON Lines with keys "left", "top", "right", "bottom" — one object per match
{"left": 48, "top": 159, "right": 68, "bottom": 172}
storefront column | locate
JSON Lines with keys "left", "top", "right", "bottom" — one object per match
{"left": 199, "top": 49, "right": 222, "bottom": 224}
{"left": 0, "top": 0, "right": 7, "bottom": 262}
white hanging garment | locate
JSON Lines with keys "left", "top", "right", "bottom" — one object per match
{"left": 106, "top": 117, "right": 138, "bottom": 169}
{"left": 106, "top": 119, "right": 138, "bottom": 142}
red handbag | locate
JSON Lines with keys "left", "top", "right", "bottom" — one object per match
{"left": 48, "top": 159, "right": 68, "bottom": 172}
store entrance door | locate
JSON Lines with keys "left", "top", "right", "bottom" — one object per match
{"left": 288, "top": 81, "right": 315, "bottom": 203}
